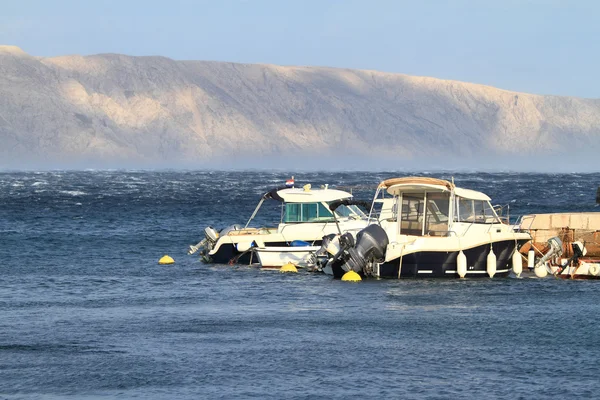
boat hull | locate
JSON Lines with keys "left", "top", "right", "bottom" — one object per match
{"left": 331, "top": 239, "right": 528, "bottom": 279}
{"left": 205, "top": 241, "right": 289, "bottom": 264}
{"left": 255, "top": 246, "right": 321, "bottom": 268}
{"left": 546, "top": 260, "right": 600, "bottom": 280}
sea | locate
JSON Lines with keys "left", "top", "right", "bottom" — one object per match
{"left": 1, "top": 170, "right": 600, "bottom": 399}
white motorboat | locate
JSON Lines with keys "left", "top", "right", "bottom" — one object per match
{"left": 326, "top": 177, "right": 532, "bottom": 279}
{"left": 189, "top": 182, "right": 369, "bottom": 265}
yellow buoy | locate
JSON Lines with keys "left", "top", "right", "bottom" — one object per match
{"left": 341, "top": 270, "right": 362, "bottom": 282}
{"left": 158, "top": 255, "right": 175, "bottom": 265}
{"left": 279, "top": 262, "right": 298, "bottom": 273}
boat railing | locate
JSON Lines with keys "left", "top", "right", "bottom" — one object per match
{"left": 514, "top": 214, "right": 536, "bottom": 232}
{"left": 459, "top": 222, "right": 475, "bottom": 236}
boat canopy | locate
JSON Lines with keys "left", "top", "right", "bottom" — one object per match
{"left": 264, "top": 187, "right": 353, "bottom": 203}
{"left": 246, "top": 185, "right": 353, "bottom": 228}
{"left": 381, "top": 177, "right": 454, "bottom": 196}
{"left": 454, "top": 187, "right": 491, "bottom": 201}
{"left": 380, "top": 177, "right": 489, "bottom": 201}
{"left": 379, "top": 177, "right": 454, "bottom": 190}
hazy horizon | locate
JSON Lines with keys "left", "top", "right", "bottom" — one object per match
{"left": 2, "top": 151, "right": 599, "bottom": 173}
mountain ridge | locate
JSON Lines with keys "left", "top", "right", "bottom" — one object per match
{"left": 1, "top": 45, "right": 599, "bottom": 170}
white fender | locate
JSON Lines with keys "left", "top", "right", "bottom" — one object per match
{"left": 236, "top": 242, "right": 253, "bottom": 252}
{"left": 487, "top": 248, "right": 497, "bottom": 278}
{"left": 512, "top": 250, "right": 523, "bottom": 278}
{"left": 534, "top": 263, "right": 548, "bottom": 278}
{"left": 457, "top": 250, "right": 467, "bottom": 278}
{"left": 527, "top": 249, "right": 535, "bottom": 270}
{"left": 588, "top": 263, "right": 600, "bottom": 277}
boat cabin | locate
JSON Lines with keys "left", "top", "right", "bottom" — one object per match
{"left": 247, "top": 185, "right": 367, "bottom": 228}
{"left": 370, "top": 177, "right": 502, "bottom": 238}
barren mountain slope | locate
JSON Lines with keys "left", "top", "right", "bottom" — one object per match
{"left": 1, "top": 45, "right": 599, "bottom": 168}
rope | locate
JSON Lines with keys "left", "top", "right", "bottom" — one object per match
{"left": 397, "top": 244, "right": 405, "bottom": 279}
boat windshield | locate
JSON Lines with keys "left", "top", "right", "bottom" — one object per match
{"left": 283, "top": 202, "right": 335, "bottom": 223}
{"left": 332, "top": 203, "right": 367, "bottom": 219}
{"left": 455, "top": 197, "right": 500, "bottom": 223}
{"left": 397, "top": 192, "right": 451, "bottom": 236}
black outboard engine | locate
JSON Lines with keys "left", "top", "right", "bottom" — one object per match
{"left": 330, "top": 225, "right": 388, "bottom": 278}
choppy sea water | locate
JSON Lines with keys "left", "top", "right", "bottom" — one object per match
{"left": 1, "top": 170, "right": 600, "bottom": 399}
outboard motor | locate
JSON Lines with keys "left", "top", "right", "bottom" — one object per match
{"left": 188, "top": 225, "right": 219, "bottom": 255}
{"left": 534, "top": 236, "right": 563, "bottom": 270}
{"left": 330, "top": 225, "right": 388, "bottom": 278}
{"left": 204, "top": 226, "right": 219, "bottom": 243}
{"left": 188, "top": 224, "right": 241, "bottom": 256}
{"left": 188, "top": 226, "right": 219, "bottom": 258}
{"left": 317, "top": 234, "right": 337, "bottom": 256}
{"left": 533, "top": 236, "right": 563, "bottom": 278}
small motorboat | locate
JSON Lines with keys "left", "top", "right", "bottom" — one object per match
{"left": 527, "top": 237, "right": 600, "bottom": 279}
{"left": 188, "top": 180, "right": 370, "bottom": 265}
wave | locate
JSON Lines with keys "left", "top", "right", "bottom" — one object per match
{"left": 59, "top": 190, "right": 87, "bottom": 196}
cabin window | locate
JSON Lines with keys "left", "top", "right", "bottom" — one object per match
{"left": 456, "top": 197, "right": 474, "bottom": 222}
{"left": 398, "top": 192, "right": 450, "bottom": 236}
{"left": 371, "top": 199, "right": 395, "bottom": 221}
{"left": 334, "top": 204, "right": 367, "bottom": 218}
{"left": 283, "top": 202, "right": 334, "bottom": 223}
{"left": 424, "top": 193, "right": 450, "bottom": 226}
{"left": 473, "top": 200, "right": 500, "bottom": 223}
{"left": 423, "top": 193, "right": 450, "bottom": 235}
{"left": 455, "top": 197, "right": 500, "bottom": 223}
{"left": 285, "top": 203, "right": 301, "bottom": 222}
{"left": 399, "top": 194, "right": 425, "bottom": 235}
{"left": 426, "top": 193, "right": 450, "bottom": 220}
{"left": 401, "top": 195, "right": 422, "bottom": 222}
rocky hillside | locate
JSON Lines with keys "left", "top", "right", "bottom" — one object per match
{"left": 1, "top": 45, "right": 599, "bottom": 169}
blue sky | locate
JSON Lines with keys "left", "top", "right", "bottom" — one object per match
{"left": 1, "top": 0, "right": 598, "bottom": 98}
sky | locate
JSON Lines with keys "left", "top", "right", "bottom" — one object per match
{"left": 1, "top": 0, "right": 599, "bottom": 98}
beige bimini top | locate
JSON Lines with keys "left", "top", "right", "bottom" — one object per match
{"left": 381, "top": 177, "right": 454, "bottom": 196}
{"left": 381, "top": 176, "right": 490, "bottom": 200}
